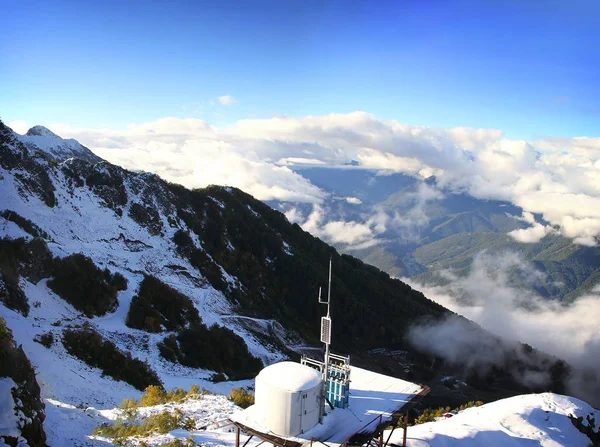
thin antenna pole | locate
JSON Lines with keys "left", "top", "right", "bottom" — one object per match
{"left": 322, "top": 257, "right": 332, "bottom": 419}
{"left": 327, "top": 257, "right": 332, "bottom": 317}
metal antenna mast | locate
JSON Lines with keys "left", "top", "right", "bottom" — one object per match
{"left": 325, "top": 257, "right": 332, "bottom": 369}
{"left": 318, "top": 257, "right": 333, "bottom": 422}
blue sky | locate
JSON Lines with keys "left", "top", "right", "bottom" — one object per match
{"left": 2, "top": 0, "right": 599, "bottom": 139}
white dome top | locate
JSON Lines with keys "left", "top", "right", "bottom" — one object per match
{"left": 257, "top": 361, "right": 322, "bottom": 392}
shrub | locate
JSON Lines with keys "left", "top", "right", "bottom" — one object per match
{"left": 210, "top": 373, "right": 227, "bottom": 383}
{"left": 172, "top": 229, "right": 227, "bottom": 291}
{"left": 119, "top": 398, "right": 138, "bottom": 421}
{"left": 93, "top": 409, "right": 195, "bottom": 439}
{"left": 158, "top": 324, "right": 263, "bottom": 380}
{"left": 0, "top": 237, "right": 53, "bottom": 316}
{"left": 157, "top": 334, "right": 179, "bottom": 362}
{"left": 412, "top": 400, "right": 484, "bottom": 425}
{"left": 0, "top": 317, "right": 47, "bottom": 447}
{"left": 105, "top": 269, "right": 128, "bottom": 291}
{"left": 128, "top": 202, "right": 163, "bottom": 236}
{"left": 126, "top": 275, "right": 201, "bottom": 332}
{"left": 62, "top": 325, "right": 161, "bottom": 390}
{"left": 157, "top": 438, "right": 196, "bottom": 447}
{"left": 48, "top": 254, "right": 122, "bottom": 317}
{"left": 229, "top": 388, "right": 255, "bottom": 409}
{"left": 139, "top": 385, "right": 167, "bottom": 407}
{"left": 34, "top": 332, "right": 54, "bottom": 348}
{"left": 456, "top": 400, "right": 484, "bottom": 412}
{"left": 166, "top": 387, "right": 188, "bottom": 403}
{"left": 0, "top": 317, "right": 14, "bottom": 352}
{"left": 119, "top": 398, "right": 139, "bottom": 410}
{"left": 126, "top": 384, "right": 202, "bottom": 410}
{"left": 413, "top": 406, "right": 450, "bottom": 425}
{"left": 0, "top": 238, "right": 30, "bottom": 316}
{"left": 17, "top": 237, "right": 54, "bottom": 284}
{"left": 85, "top": 168, "right": 128, "bottom": 209}
{"left": 0, "top": 210, "right": 50, "bottom": 239}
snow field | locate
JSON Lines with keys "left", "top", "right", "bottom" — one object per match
{"left": 388, "top": 393, "right": 600, "bottom": 447}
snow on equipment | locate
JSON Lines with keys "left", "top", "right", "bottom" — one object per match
{"left": 252, "top": 361, "right": 323, "bottom": 437}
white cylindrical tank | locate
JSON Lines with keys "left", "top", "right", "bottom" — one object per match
{"left": 253, "top": 361, "right": 323, "bottom": 437}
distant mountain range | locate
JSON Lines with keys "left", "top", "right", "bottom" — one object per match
{"left": 284, "top": 166, "right": 600, "bottom": 302}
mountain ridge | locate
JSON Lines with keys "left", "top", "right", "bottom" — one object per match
{"left": 17, "top": 124, "right": 103, "bottom": 164}
{"left": 288, "top": 166, "right": 600, "bottom": 301}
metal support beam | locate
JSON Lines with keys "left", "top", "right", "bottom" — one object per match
{"left": 402, "top": 413, "right": 408, "bottom": 447}
{"left": 384, "top": 421, "right": 397, "bottom": 447}
{"left": 241, "top": 434, "right": 254, "bottom": 447}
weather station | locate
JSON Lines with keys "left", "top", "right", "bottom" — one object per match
{"left": 229, "top": 259, "right": 430, "bottom": 447}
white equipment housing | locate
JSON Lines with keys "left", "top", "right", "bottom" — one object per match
{"left": 253, "top": 361, "right": 323, "bottom": 437}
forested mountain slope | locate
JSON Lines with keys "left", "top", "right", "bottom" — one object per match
{"left": 292, "top": 167, "right": 600, "bottom": 301}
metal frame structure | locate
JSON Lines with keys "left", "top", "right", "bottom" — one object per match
{"left": 324, "top": 353, "right": 350, "bottom": 408}
{"left": 317, "top": 259, "right": 333, "bottom": 422}
{"left": 231, "top": 385, "right": 431, "bottom": 447}
{"left": 315, "top": 259, "right": 352, "bottom": 411}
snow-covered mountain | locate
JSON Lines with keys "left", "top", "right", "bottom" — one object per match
{"left": 0, "top": 120, "right": 591, "bottom": 446}
{"left": 18, "top": 125, "right": 103, "bottom": 164}
{"left": 0, "top": 119, "right": 445, "bottom": 445}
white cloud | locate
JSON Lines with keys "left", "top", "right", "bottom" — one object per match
{"left": 370, "top": 182, "right": 444, "bottom": 243}
{"left": 299, "top": 204, "right": 381, "bottom": 249}
{"left": 192, "top": 151, "right": 326, "bottom": 203}
{"left": 323, "top": 220, "right": 377, "bottom": 247}
{"left": 7, "top": 120, "right": 30, "bottom": 134}
{"left": 345, "top": 197, "right": 362, "bottom": 205}
{"left": 288, "top": 190, "right": 443, "bottom": 249}
{"left": 284, "top": 207, "right": 304, "bottom": 224}
{"left": 218, "top": 95, "right": 237, "bottom": 106}
{"left": 44, "top": 118, "right": 326, "bottom": 204}
{"left": 508, "top": 223, "right": 554, "bottom": 243}
{"left": 276, "top": 157, "right": 326, "bottom": 166}
{"left": 406, "top": 252, "right": 600, "bottom": 406}
{"left": 508, "top": 211, "right": 555, "bottom": 243}
{"left": 37, "top": 112, "right": 600, "bottom": 245}
{"left": 516, "top": 211, "right": 537, "bottom": 225}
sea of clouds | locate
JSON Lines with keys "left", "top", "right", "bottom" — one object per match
{"left": 406, "top": 252, "right": 600, "bottom": 406}
{"left": 11, "top": 112, "right": 600, "bottom": 246}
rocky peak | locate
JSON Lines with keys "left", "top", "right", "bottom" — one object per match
{"left": 18, "top": 125, "right": 104, "bottom": 164}
{"left": 25, "top": 125, "right": 59, "bottom": 138}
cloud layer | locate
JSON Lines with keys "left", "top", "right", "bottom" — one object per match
{"left": 285, "top": 204, "right": 384, "bottom": 250}
{"left": 218, "top": 95, "right": 237, "bottom": 106}
{"left": 406, "top": 252, "right": 600, "bottom": 405}
{"left": 9, "top": 112, "right": 600, "bottom": 245}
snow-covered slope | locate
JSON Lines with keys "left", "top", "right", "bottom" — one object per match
{"left": 387, "top": 393, "right": 600, "bottom": 447}
{"left": 46, "top": 390, "right": 600, "bottom": 447}
{"left": 0, "top": 122, "right": 295, "bottom": 445}
{"left": 18, "top": 125, "right": 103, "bottom": 163}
